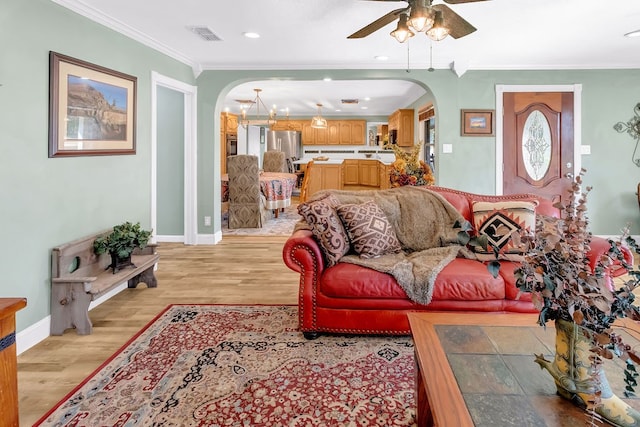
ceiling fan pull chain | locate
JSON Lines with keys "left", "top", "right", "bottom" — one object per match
{"left": 406, "top": 39, "right": 411, "bottom": 73}
{"left": 428, "top": 42, "right": 435, "bottom": 72}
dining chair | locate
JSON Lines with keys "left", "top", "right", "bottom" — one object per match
{"left": 299, "top": 160, "right": 315, "bottom": 203}
{"left": 227, "top": 155, "right": 271, "bottom": 228}
{"left": 263, "top": 151, "right": 287, "bottom": 173}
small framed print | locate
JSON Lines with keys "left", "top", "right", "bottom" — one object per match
{"left": 49, "top": 51, "right": 137, "bottom": 157}
{"left": 461, "top": 109, "right": 495, "bottom": 137}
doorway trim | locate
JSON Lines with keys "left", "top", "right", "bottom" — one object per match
{"left": 151, "top": 72, "right": 198, "bottom": 245}
{"left": 495, "top": 84, "right": 582, "bottom": 195}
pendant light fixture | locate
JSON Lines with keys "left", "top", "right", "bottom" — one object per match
{"left": 311, "top": 103, "right": 327, "bottom": 129}
{"left": 390, "top": 13, "right": 415, "bottom": 43}
{"left": 408, "top": 0, "right": 434, "bottom": 33}
{"left": 426, "top": 10, "right": 450, "bottom": 41}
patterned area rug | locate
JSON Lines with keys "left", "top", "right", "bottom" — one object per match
{"left": 35, "top": 305, "right": 417, "bottom": 426}
{"left": 222, "top": 204, "right": 302, "bottom": 236}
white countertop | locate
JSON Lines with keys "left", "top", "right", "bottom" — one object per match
{"left": 293, "top": 157, "right": 394, "bottom": 165}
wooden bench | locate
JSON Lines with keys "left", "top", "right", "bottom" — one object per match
{"left": 50, "top": 230, "right": 159, "bottom": 335}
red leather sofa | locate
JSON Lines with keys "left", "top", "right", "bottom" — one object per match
{"left": 282, "top": 186, "right": 631, "bottom": 339}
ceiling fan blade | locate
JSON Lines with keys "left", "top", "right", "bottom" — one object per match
{"left": 443, "top": 0, "right": 490, "bottom": 4}
{"left": 347, "top": 7, "right": 407, "bottom": 39}
{"left": 432, "top": 4, "right": 476, "bottom": 39}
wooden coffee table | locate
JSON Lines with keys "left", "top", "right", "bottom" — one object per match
{"left": 407, "top": 312, "right": 640, "bottom": 427}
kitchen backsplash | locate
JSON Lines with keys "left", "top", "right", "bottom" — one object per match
{"left": 300, "top": 145, "right": 395, "bottom": 163}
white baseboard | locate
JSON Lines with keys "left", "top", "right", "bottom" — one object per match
{"left": 197, "top": 233, "right": 217, "bottom": 244}
{"left": 16, "top": 282, "right": 128, "bottom": 356}
{"left": 156, "top": 234, "right": 184, "bottom": 243}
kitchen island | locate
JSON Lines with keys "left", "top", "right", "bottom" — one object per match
{"left": 296, "top": 158, "right": 393, "bottom": 202}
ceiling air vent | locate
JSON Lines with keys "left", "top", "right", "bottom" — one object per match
{"left": 341, "top": 99, "right": 359, "bottom": 104}
{"left": 187, "top": 26, "right": 222, "bottom": 42}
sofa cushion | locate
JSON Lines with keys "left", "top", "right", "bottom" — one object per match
{"left": 472, "top": 200, "right": 537, "bottom": 261}
{"left": 497, "top": 261, "right": 533, "bottom": 302}
{"left": 336, "top": 200, "right": 402, "bottom": 259}
{"left": 320, "top": 258, "right": 505, "bottom": 301}
{"left": 297, "top": 194, "right": 349, "bottom": 267}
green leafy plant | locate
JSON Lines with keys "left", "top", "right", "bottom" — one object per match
{"left": 93, "top": 221, "right": 152, "bottom": 260}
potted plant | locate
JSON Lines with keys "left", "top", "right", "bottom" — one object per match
{"left": 513, "top": 171, "right": 640, "bottom": 425}
{"left": 93, "top": 221, "right": 152, "bottom": 273}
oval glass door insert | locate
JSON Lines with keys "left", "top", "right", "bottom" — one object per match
{"left": 522, "top": 110, "right": 551, "bottom": 181}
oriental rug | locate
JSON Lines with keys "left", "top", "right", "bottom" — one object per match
{"left": 35, "top": 305, "right": 416, "bottom": 427}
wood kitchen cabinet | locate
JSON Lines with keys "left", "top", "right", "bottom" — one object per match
{"left": 302, "top": 120, "right": 366, "bottom": 146}
{"left": 271, "top": 120, "right": 303, "bottom": 132}
{"left": 302, "top": 122, "right": 327, "bottom": 145}
{"left": 388, "top": 109, "right": 414, "bottom": 147}
{"left": 305, "top": 163, "right": 342, "bottom": 198}
{"left": 343, "top": 160, "right": 359, "bottom": 185}
{"left": 358, "top": 160, "right": 380, "bottom": 186}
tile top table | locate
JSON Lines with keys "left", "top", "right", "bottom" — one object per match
{"left": 407, "top": 312, "right": 640, "bottom": 427}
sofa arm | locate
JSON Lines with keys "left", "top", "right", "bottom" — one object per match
{"left": 282, "top": 229, "right": 326, "bottom": 274}
{"left": 588, "top": 236, "right": 634, "bottom": 278}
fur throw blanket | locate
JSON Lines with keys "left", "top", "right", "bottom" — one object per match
{"left": 317, "top": 186, "right": 468, "bottom": 305}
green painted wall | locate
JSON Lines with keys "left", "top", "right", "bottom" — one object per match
{"left": 197, "top": 69, "right": 640, "bottom": 238}
{"left": 0, "top": 0, "right": 195, "bottom": 332}
{"left": 3, "top": 0, "right": 639, "bottom": 336}
{"left": 156, "top": 86, "right": 185, "bottom": 236}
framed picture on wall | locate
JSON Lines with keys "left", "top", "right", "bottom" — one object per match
{"left": 460, "top": 109, "right": 495, "bottom": 137}
{"left": 48, "top": 51, "right": 137, "bottom": 157}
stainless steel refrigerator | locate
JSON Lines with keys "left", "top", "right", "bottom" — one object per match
{"left": 266, "top": 130, "right": 302, "bottom": 173}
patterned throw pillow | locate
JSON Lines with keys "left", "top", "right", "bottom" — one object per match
{"left": 297, "top": 194, "right": 350, "bottom": 267}
{"left": 472, "top": 200, "right": 537, "bottom": 261}
{"left": 336, "top": 200, "right": 402, "bottom": 259}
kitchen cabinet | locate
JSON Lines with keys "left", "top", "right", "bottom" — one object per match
{"left": 305, "top": 163, "right": 342, "bottom": 198}
{"left": 327, "top": 122, "right": 340, "bottom": 145}
{"left": 302, "top": 120, "right": 366, "bottom": 145}
{"left": 350, "top": 121, "right": 366, "bottom": 145}
{"left": 358, "top": 160, "right": 380, "bottom": 187}
{"left": 388, "top": 109, "right": 414, "bottom": 147}
{"left": 271, "top": 120, "right": 303, "bottom": 132}
{"left": 379, "top": 163, "right": 392, "bottom": 189}
{"left": 302, "top": 122, "right": 327, "bottom": 145}
{"left": 343, "top": 160, "right": 359, "bottom": 185}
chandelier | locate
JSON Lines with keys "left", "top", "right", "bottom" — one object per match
{"left": 238, "top": 88, "right": 277, "bottom": 129}
{"left": 390, "top": 0, "right": 450, "bottom": 43}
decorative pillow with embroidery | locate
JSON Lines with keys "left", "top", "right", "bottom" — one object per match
{"left": 472, "top": 200, "right": 537, "bottom": 261}
{"left": 297, "top": 194, "right": 350, "bottom": 267}
{"left": 336, "top": 200, "right": 402, "bottom": 259}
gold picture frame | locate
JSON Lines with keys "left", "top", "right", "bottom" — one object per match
{"left": 461, "top": 109, "right": 495, "bottom": 137}
{"left": 48, "top": 52, "right": 137, "bottom": 157}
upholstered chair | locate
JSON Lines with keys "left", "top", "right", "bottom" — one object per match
{"left": 262, "top": 151, "right": 287, "bottom": 173}
{"left": 227, "top": 155, "right": 271, "bottom": 228}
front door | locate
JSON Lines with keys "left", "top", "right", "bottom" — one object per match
{"left": 502, "top": 91, "right": 575, "bottom": 205}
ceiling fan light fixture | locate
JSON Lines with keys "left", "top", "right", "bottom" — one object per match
{"left": 390, "top": 13, "right": 415, "bottom": 43}
{"left": 408, "top": 2, "right": 434, "bottom": 33}
{"left": 426, "top": 10, "right": 449, "bottom": 42}
{"left": 311, "top": 103, "right": 328, "bottom": 129}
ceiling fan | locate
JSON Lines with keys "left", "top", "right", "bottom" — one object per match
{"left": 348, "top": 0, "right": 489, "bottom": 42}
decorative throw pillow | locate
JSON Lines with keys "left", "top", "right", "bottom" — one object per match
{"left": 472, "top": 200, "right": 537, "bottom": 261}
{"left": 297, "top": 194, "right": 350, "bottom": 267}
{"left": 336, "top": 200, "right": 402, "bottom": 259}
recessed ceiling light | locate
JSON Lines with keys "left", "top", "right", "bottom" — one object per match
{"left": 625, "top": 29, "right": 640, "bottom": 38}
{"left": 335, "top": 109, "right": 341, "bottom": 112}
{"left": 364, "top": 97, "right": 371, "bottom": 101}
{"left": 323, "top": 77, "right": 332, "bottom": 81}
{"left": 361, "top": 106, "right": 368, "bottom": 110}
{"left": 243, "top": 32, "right": 260, "bottom": 39}
{"left": 375, "top": 55, "right": 389, "bottom": 61}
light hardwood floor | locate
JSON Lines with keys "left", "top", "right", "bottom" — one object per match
{"left": 17, "top": 236, "right": 299, "bottom": 426}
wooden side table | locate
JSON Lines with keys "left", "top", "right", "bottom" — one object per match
{"left": 0, "top": 298, "right": 27, "bottom": 427}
